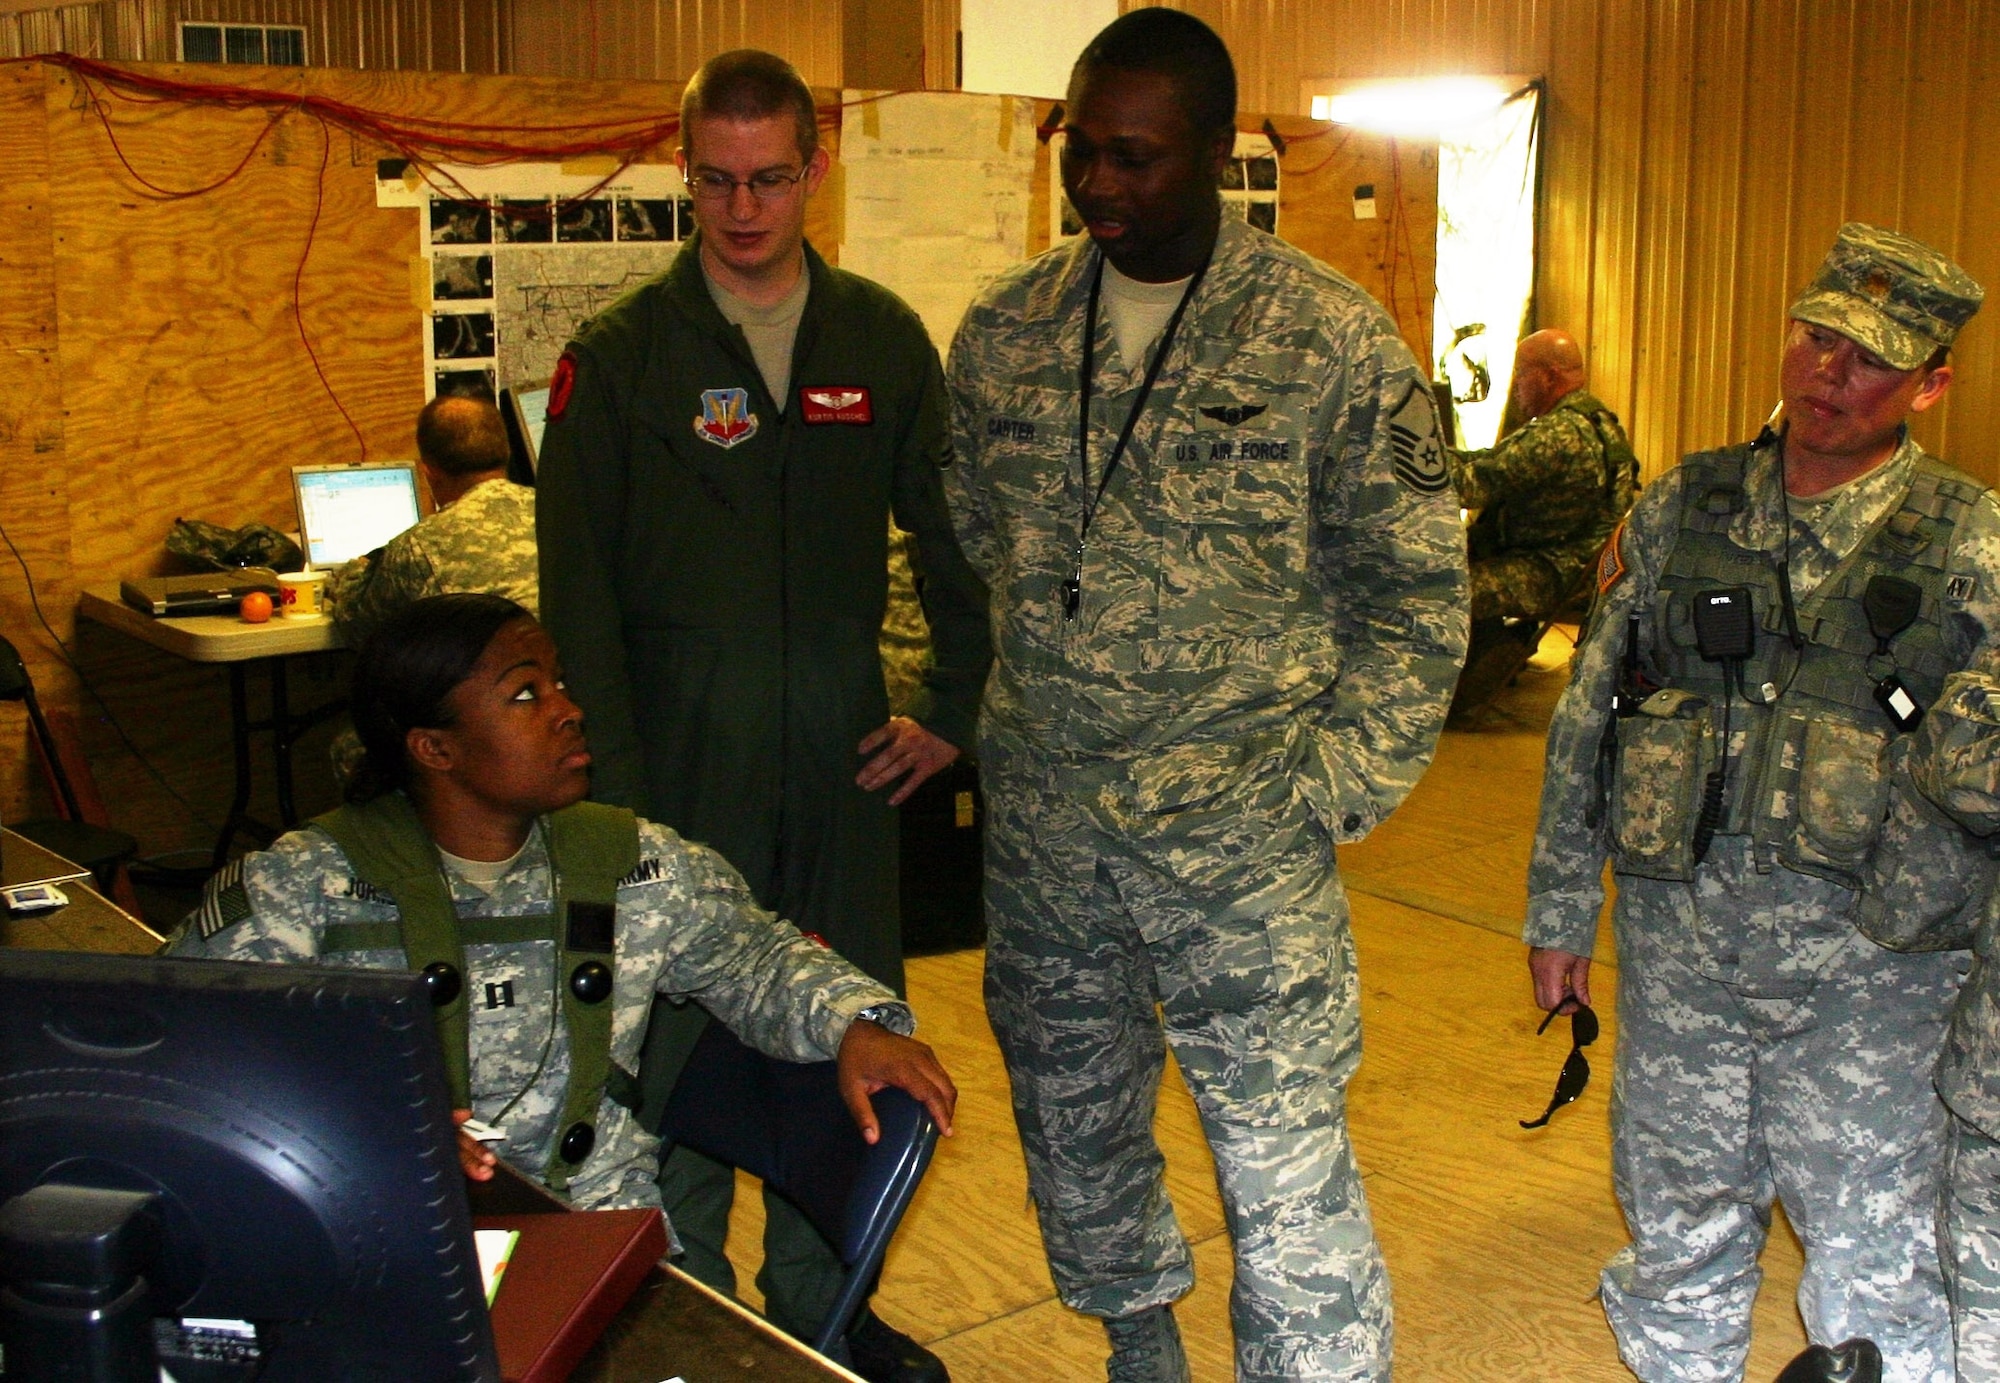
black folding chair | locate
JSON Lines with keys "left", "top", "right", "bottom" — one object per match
{"left": 0, "top": 633, "right": 136, "bottom": 890}
{"left": 658, "top": 1019, "right": 940, "bottom": 1358}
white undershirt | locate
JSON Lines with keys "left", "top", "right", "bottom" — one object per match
{"left": 1101, "top": 261, "right": 1192, "bottom": 370}
{"left": 437, "top": 840, "right": 528, "bottom": 895}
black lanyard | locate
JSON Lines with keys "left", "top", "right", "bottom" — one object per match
{"left": 1064, "top": 248, "right": 1212, "bottom": 619}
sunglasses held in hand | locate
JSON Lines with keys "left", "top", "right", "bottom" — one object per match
{"left": 1521, "top": 1002, "right": 1598, "bottom": 1129}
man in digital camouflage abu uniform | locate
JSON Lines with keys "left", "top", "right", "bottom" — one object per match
{"left": 1525, "top": 223, "right": 1990, "bottom": 1383}
{"left": 166, "top": 810, "right": 911, "bottom": 1218}
{"left": 1448, "top": 329, "right": 1638, "bottom": 715}
{"left": 945, "top": 12, "right": 1466, "bottom": 1380}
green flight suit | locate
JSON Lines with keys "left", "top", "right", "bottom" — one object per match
{"left": 535, "top": 232, "right": 990, "bottom": 1337}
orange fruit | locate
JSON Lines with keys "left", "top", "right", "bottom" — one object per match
{"left": 240, "top": 590, "right": 273, "bottom": 623}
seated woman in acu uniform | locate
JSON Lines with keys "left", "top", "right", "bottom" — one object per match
{"left": 168, "top": 593, "right": 956, "bottom": 1215}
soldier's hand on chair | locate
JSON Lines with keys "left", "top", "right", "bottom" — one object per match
{"left": 837, "top": 1018, "right": 958, "bottom": 1142}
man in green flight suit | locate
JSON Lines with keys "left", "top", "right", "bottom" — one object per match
{"left": 534, "top": 49, "right": 991, "bottom": 1383}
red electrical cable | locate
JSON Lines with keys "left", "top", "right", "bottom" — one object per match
{"left": 293, "top": 115, "right": 368, "bottom": 460}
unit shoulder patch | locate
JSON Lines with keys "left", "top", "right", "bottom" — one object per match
{"left": 1597, "top": 519, "right": 1630, "bottom": 596}
{"left": 1388, "top": 382, "right": 1448, "bottom": 494}
{"left": 547, "top": 351, "right": 577, "bottom": 422}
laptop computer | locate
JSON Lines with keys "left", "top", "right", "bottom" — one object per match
{"left": 291, "top": 463, "right": 423, "bottom": 572}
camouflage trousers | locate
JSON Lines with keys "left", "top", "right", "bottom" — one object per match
{"left": 1942, "top": 1113, "right": 2000, "bottom": 1380}
{"left": 1603, "top": 885, "right": 1960, "bottom": 1383}
{"left": 1469, "top": 550, "right": 1565, "bottom": 622}
{"left": 981, "top": 751, "right": 1391, "bottom": 1382}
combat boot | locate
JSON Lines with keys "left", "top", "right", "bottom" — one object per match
{"left": 1774, "top": 1338, "right": 1883, "bottom": 1383}
{"left": 1103, "top": 1305, "right": 1190, "bottom": 1383}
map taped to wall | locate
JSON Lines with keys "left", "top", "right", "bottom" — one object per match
{"left": 379, "top": 160, "right": 689, "bottom": 401}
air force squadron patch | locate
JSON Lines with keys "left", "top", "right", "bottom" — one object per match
{"left": 1388, "top": 382, "right": 1448, "bottom": 494}
{"left": 695, "top": 388, "right": 759, "bottom": 448}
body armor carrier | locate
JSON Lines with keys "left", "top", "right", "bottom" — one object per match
{"left": 1610, "top": 442, "right": 1985, "bottom": 888}
{"left": 313, "top": 792, "right": 641, "bottom": 1195}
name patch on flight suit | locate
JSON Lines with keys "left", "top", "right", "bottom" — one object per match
{"left": 695, "top": 387, "right": 759, "bottom": 448}
{"left": 799, "top": 387, "right": 873, "bottom": 425}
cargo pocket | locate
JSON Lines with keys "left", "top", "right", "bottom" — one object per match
{"left": 1782, "top": 714, "right": 1891, "bottom": 884}
{"left": 1611, "top": 688, "right": 1716, "bottom": 882}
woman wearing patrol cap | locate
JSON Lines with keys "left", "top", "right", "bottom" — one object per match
{"left": 167, "top": 592, "right": 955, "bottom": 1216}
{"left": 1526, "top": 222, "right": 1989, "bottom": 1383}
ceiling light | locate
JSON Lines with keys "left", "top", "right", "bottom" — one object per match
{"left": 1310, "top": 77, "right": 1521, "bottom": 137}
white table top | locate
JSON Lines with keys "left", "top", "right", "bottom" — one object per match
{"left": 79, "top": 584, "right": 345, "bottom": 663}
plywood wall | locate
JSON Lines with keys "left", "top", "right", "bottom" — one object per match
{"left": 0, "top": 56, "right": 1430, "bottom": 860}
{"left": 0, "top": 59, "right": 689, "bottom": 853}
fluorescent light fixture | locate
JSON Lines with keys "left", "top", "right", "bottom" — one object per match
{"left": 1309, "top": 77, "right": 1522, "bottom": 137}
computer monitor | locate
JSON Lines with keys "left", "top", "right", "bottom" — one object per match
{"left": 290, "top": 463, "right": 423, "bottom": 571}
{"left": 498, "top": 387, "right": 550, "bottom": 488}
{"left": 0, "top": 949, "right": 499, "bottom": 1382}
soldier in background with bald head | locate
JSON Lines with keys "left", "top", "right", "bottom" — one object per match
{"left": 1448, "top": 328, "right": 1639, "bottom": 717}
{"left": 327, "top": 392, "right": 538, "bottom": 649}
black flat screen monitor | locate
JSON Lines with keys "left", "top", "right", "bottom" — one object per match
{"left": 0, "top": 950, "right": 499, "bottom": 1382}
{"left": 498, "top": 386, "right": 549, "bottom": 488}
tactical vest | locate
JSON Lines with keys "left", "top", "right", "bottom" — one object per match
{"left": 1610, "top": 443, "right": 1985, "bottom": 887}
{"left": 312, "top": 793, "right": 642, "bottom": 1194}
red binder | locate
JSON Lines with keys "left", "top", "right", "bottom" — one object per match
{"left": 475, "top": 1207, "right": 668, "bottom": 1383}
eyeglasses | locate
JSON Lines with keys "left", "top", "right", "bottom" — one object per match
{"left": 1520, "top": 1002, "right": 1598, "bottom": 1129}
{"left": 683, "top": 168, "right": 808, "bottom": 201}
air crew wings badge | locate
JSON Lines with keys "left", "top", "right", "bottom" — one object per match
{"left": 1388, "top": 382, "right": 1449, "bottom": 494}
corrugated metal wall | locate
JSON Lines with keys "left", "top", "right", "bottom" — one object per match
{"left": 503, "top": 0, "right": 843, "bottom": 88}
{"left": 0, "top": 0, "right": 505, "bottom": 70}
{"left": 1143, "top": 0, "right": 1999, "bottom": 485}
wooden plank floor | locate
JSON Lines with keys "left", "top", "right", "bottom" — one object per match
{"left": 719, "top": 634, "right": 1814, "bottom": 1380}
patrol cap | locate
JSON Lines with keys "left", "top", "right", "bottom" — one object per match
{"left": 1789, "top": 222, "right": 1984, "bottom": 370}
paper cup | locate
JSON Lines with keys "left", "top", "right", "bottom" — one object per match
{"left": 277, "top": 571, "right": 327, "bottom": 619}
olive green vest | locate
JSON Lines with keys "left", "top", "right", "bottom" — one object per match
{"left": 312, "top": 793, "right": 641, "bottom": 1194}
{"left": 1609, "top": 443, "right": 1986, "bottom": 886}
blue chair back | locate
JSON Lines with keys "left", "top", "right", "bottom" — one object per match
{"left": 659, "top": 1020, "right": 939, "bottom": 1353}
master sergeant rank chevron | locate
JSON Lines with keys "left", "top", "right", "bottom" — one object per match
{"left": 1388, "top": 382, "right": 1448, "bottom": 494}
